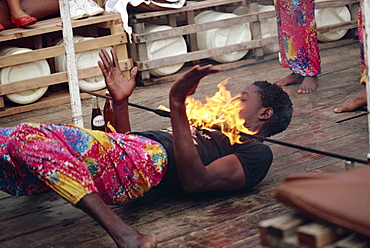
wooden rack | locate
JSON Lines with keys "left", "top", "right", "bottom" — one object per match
{"left": 0, "top": 12, "right": 132, "bottom": 117}
{"left": 128, "top": 0, "right": 360, "bottom": 85}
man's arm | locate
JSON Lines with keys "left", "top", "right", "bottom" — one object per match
{"left": 169, "top": 65, "right": 247, "bottom": 193}
{"left": 98, "top": 49, "right": 138, "bottom": 133}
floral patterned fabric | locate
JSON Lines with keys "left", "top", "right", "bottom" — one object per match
{"left": 0, "top": 123, "right": 167, "bottom": 205}
{"left": 274, "top": 0, "right": 321, "bottom": 76}
{"left": 358, "top": 3, "right": 366, "bottom": 84}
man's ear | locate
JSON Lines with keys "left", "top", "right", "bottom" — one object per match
{"left": 259, "top": 107, "right": 273, "bottom": 120}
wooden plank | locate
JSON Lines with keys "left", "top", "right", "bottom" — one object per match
{"left": 186, "top": 10, "right": 199, "bottom": 57}
{"left": 0, "top": 34, "right": 127, "bottom": 68}
{"left": 297, "top": 222, "right": 339, "bottom": 248}
{"left": 144, "top": 53, "right": 279, "bottom": 86}
{"left": 0, "top": 96, "right": 4, "bottom": 109}
{"left": 315, "top": 0, "right": 360, "bottom": 10}
{"left": 0, "top": 60, "right": 131, "bottom": 95}
{"left": 0, "top": 90, "right": 105, "bottom": 117}
{"left": 266, "top": 213, "right": 310, "bottom": 239}
{"left": 136, "top": 37, "right": 277, "bottom": 70}
{"left": 109, "top": 17, "right": 132, "bottom": 78}
{"left": 248, "top": 2, "right": 264, "bottom": 58}
{"left": 132, "top": 13, "right": 259, "bottom": 43}
{"left": 130, "top": 0, "right": 251, "bottom": 20}
{"left": 317, "top": 20, "right": 358, "bottom": 35}
{"left": 129, "top": 0, "right": 359, "bottom": 21}
{"left": 0, "top": 13, "right": 123, "bottom": 43}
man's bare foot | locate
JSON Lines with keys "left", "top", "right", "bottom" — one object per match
{"left": 115, "top": 231, "right": 157, "bottom": 248}
{"left": 274, "top": 73, "right": 303, "bottom": 86}
{"left": 76, "top": 193, "right": 157, "bottom": 248}
{"left": 297, "top": 76, "right": 319, "bottom": 94}
{"left": 334, "top": 87, "right": 367, "bottom": 113}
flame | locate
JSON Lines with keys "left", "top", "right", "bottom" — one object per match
{"left": 186, "top": 78, "right": 257, "bottom": 145}
{"left": 158, "top": 78, "right": 257, "bottom": 145}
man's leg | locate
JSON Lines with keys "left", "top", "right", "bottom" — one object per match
{"left": 77, "top": 193, "right": 157, "bottom": 248}
{"left": 7, "top": 123, "right": 157, "bottom": 247}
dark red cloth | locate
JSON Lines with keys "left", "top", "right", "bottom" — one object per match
{"left": 275, "top": 166, "right": 370, "bottom": 237}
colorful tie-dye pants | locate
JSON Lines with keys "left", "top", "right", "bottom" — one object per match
{"left": 0, "top": 123, "right": 167, "bottom": 205}
{"left": 275, "top": 0, "right": 365, "bottom": 82}
{"left": 358, "top": 2, "right": 366, "bottom": 84}
{"left": 274, "top": 0, "right": 321, "bottom": 76}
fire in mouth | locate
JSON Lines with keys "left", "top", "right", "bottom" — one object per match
{"left": 160, "top": 78, "right": 257, "bottom": 145}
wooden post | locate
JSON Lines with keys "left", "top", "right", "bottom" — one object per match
{"left": 59, "top": 0, "right": 84, "bottom": 127}
{"left": 364, "top": 0, "right": 370, "bottom": 155}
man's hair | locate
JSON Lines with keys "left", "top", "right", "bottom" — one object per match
{"left": 252, "top": 81, "right": 293, "bottom": 137}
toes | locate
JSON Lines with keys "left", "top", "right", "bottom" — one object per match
{"left": 297, "top": 87, "right": 316, "bottom": 94}
{"left": 334, "top": 107, "right": 343, "bottom": 113}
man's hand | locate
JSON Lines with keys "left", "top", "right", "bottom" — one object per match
{"left": 169, "top": 64, "right": 221, "bottom": 104}
{"left": 98, "top": 48, "right": 137, "bottom": 103}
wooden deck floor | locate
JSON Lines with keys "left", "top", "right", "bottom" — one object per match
{"left": 0, "top": 38, "right": 369, "bottom": 247}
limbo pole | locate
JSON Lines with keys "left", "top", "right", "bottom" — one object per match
{"left": 59, "top": 0, "right": 84, "bottom": 128}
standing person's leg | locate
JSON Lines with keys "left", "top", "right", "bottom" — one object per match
{"left": 334, "top": 2, "right": 366, "bottom": 113}
{"left": 274, "top": 0, "right": 320, "bottom": 93}
{"left": 6, "top": 0, "right": 26, "bottom": 18}
{"left": 5, "top": 0, "right": 37, "bottom": 27}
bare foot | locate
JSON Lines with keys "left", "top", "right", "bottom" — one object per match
{"left": 334, "top": 87, "right": 367, "bottom": 113}
{"left": 116, "top": 231, "right": 157, "bottom": 248}
{"left": 274, "top": 73, "right": 303, "bottom": 86}
{"left": 76, "top": 193, "right": 157, "bottom": 248}
{"left": 297, "top": 76, "right": 319, "bottom": 94}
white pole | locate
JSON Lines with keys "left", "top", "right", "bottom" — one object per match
{"left": 363, "top": 0, "right": 370, "bottom": 156}
{"left": 59, "top": 0, "right": 84, "bottom": 127}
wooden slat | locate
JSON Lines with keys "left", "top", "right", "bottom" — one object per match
{"left": 0, "top": 60, "right": 131, "bottom": 95}
{"left": 0, "top": 90, "right": 106, "bottom": 117}
{"left": 297, "top": 222, "right": 340, "bottom": 248}
{"left": 130, "top": 0, "right": 250, "bottom": 20}
{"left": 0, "top": 13, "right": 123, "bottom": 43}
{"left": 315, "top": 0, "right": 360, "bottom": 10}
{"left": 132, "top": 13, "right": 259, "bottom": 43}
{"left": 129, "top": 0, "right": 359, "bottom": 21}
{"left": 136, "top": 37, "right": 277, "bottom": 70}
{"left": 0, "top": 34, "right": 127, "bottom": 68}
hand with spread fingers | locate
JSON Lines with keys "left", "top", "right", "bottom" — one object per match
{"left": 169, "top": 64, "right": 222, "bottom": 104}
{"left": 98, "top": 48, "right": 137, "bottom": 103}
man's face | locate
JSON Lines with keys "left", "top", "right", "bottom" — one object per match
{"left": 237, "top": 85, "right": 265, "bottom": 131}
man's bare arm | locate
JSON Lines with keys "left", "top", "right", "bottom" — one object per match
{"left": 169, "top": 65, "right": 247, "bottom": 193}
{"left": 98, "top": 49, "right": 137, "bottom": 133}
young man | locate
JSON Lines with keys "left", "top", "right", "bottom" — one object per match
{"left": 0, "top": 49, "right": 293, "bottom": 248}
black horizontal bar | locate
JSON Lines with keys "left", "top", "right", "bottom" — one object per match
{"left": 242, "top": 133, "right": 369, "bottom": 165}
